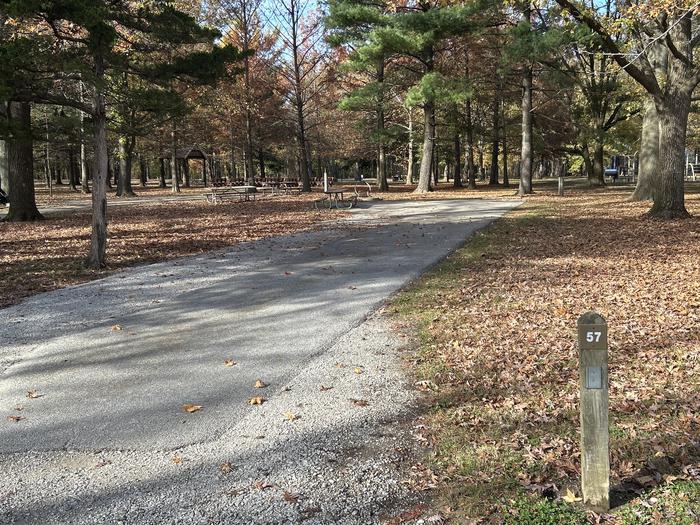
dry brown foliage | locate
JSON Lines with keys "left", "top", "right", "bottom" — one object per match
{"left": 393, "top": 186, "right": 700, "bottom": 522}
{"left": 0, "top": 196, "right": 329, "bottom": 309}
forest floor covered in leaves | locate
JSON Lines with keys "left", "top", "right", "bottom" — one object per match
{"left": 0, "top": 181, "right": 516, "bottom": 309}
{"left": 391, "top": 185, "right": 700, "bottom": 524}
{"left": 0, "top": 196, "right": 331, "bottom": 309}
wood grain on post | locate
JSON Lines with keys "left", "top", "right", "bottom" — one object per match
{"left": 577, "top": 311, "right": 610, "bottom": 513}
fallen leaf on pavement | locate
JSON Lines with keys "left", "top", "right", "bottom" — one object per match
{"left": 284, "top": 411, "right": 299, "bottom": 421}
{"left": 254, "top": 379, "right": 268, "bottom": 389}
{"left": 319, "top": 385, "right": 334, "bottom": 391}
{"left": 224, "top": 359, "right": 237, "bottom": 367}
{"left": 7, "top": 415, "right": 25, "bottom": 422}
{"left": 172, "top": 454, "right": 183, "bottom": 465}
{"left": 220, "top": 462, "right": 233, "bottom": 474}
{"left": 283, "top": 491, "right": 299, "bottom": 503}
{"left": 253, "top": 480, "right": 273, "bottom": 490}
{"left": 350, "top": 399, "right": 369, "bottom": 407}
{"left": 110, "top": 325, "right": 122, "bottom": 332}
{"left": 249, "top": 396, "right": 266, "bottom": 405}
{"left": 353, "top": 367, "right": 364, "bottom": 375}
{"left": 182, "top": 404, "right": 202, "bottom": 413}
{"left": 26, "top": 390, "right": 41, "bottom": 399}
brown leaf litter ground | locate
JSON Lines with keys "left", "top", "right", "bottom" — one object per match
{"left": 0, "top": 182, "right": 516, "bottom": 310}
{"left": 390, "top": 183, "right": 700, "bottom": 524}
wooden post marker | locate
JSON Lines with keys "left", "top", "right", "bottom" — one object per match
{"left": 577, "top": 311, "right": 610, "bottom": 512}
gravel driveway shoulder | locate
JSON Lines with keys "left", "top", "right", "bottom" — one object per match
{"left": 0, "top": 314, "right": 430, "bottom": 525}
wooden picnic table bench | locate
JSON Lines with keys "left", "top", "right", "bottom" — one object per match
{"left": 314, "top": 188, "right": 357, "bottom": 210}
{"left": 280, "top": 182, "right": 303, "bottom": 195}
{"left": 204, "top": 186, "right": 258, "bottom": 204}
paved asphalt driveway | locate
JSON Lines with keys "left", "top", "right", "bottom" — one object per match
{"left": 0, "top": 198, "right": 520, "bottom": 524}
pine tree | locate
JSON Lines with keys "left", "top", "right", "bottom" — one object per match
{"left": 1, "top": 0, "right": 243, "bottom": 264}
{"left": 327, "top": 0, "right": 486, "bottom": 193}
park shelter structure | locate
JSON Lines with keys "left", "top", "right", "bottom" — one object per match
{"left": 161, "top": 146, "right": 215, "bottom": 187}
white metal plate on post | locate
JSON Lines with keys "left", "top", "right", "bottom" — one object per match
{"left": 586, "top": 366, "right": 603, "bottom": 389}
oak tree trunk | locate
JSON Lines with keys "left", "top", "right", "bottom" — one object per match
{"left": 649, "top": 92, "right": 690, "bottom": 218}
{"left": 590, "top": 142, "right": 605, "bottom": 186}
{"left": 630, "top": 97, "right": 659, "bottom": 201}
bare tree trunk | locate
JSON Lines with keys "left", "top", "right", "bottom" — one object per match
{"left": 79, "top": 82, "right": 90, "bottom": 193}
{"left": 258, "top": 148, "right": 266, "bottom": 180}
{"left": 416, "top": 100, "right": 435, "bottom": 193}
{"left": 589, "top": 142, "right": 605, "bottom": 186}
{"left": 68, "top": 148, "right": 78, "bottom": 191}
{"left": 630, "top": 97, "right": 658, "bottom": 201}
{"left": 183, "top": 159, "right": 191, "bottom": 187}
{"left": 489, "top": 83, "right": 500, "bottom": 185}
{"left": 86, "top": 56, "right": 109, "bottom": 268}
{"left": 478, "top": 142, "right": 485, "bottom": 181}
{"left": 649, "top": 92, "right": 691, "bottom": 218}
{"left": 501, "top": 95, "right": 509, "bottom": 188}
{"left": 0, "top": 140, "right": 8, "bottom": 193}
{"left": 405, "top": 109, "right": 414, "bottom": 184}
{"left": 244, "top": 112, "right": 255, "bottom": 185}
{"left": 106, "top": 156, "right": 113, "bottom": 189}
{"left": 465, "top": 98, "right": 476, "bottom": 189}
{"left": 159, "top": 158, "right": 167, "bottom": 188}
{"left": 453, "top": 133, "right": 462, "bottom": 187}
{"left": 4, "top": 102, "right": 43, "bottom": 222}
{"left": 116, "top": 136, "right": 136, "bottom": 197}
{"left": 518, "top": 61, "right": 534, "bottom": 195}
{"left": 376, "top": 59, "right": 389, "bottom": 191}
{"left": 171, "top": 120, "right": 180, "bottom": 193}
{"left": 415, "top": 42, "right": 434, "bottom": 193}
{"left": 55, "top": 162, "right": 64, "bottom": 185}
{"left": 139, "top": 155, "right": 147, "bottom": 187}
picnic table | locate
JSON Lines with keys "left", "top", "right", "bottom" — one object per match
{"left": 314, "top": 188, "right": 357, "bottom": 210}
{"left": 204, "top": 186, "right": 258, "bottom": 204}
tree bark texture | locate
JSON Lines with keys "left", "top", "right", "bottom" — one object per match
{"left": 116, "top": 137, "right": 136, "bottom": 197}
{"left": 630, "top": 97, "right": 659, "bottom": 201}
{"left": 489, "top": 83, "right": 500, "bottom": 185}
{"left": 4, "top": 102, "right": 43, "bottom": 221}
{"left": 86, "top": 57, "right": 109, "bottom": 268}
{"left": 519, "top": 61, "right": 534, "bottom": 195}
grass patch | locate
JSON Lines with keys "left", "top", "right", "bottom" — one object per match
{"left": 617, "top": 481, "right": 700, "bottom": 524}
{"left": 504, "top": 496, "right": 587, "bottom": 525}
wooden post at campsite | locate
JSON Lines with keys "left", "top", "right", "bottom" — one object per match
{"left": 558, "top": 173, "right": 564, "bottom": 196}
{"left": 577, "top": 312, "right": 610, "bottom": 513}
